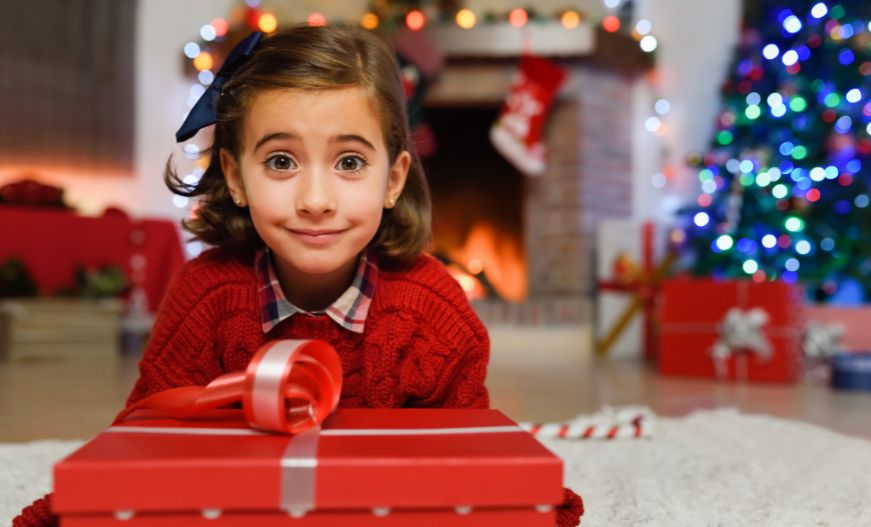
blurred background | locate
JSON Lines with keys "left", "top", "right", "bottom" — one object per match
{"left": 1, "top": 0, "right": 870, "bottom": 442}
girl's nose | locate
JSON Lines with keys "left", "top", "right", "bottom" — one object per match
{"left": 296, "top": 168, "right": 336, "bottom": 216}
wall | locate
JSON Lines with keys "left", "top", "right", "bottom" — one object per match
{"left": 0, "top": 0, "right": 234, "bottom": 224}
{"left": 0, "top": 1, "right": 741, "bottom": 229}
{"left": 631, "top": 0, "right": 743, "bottom": 221}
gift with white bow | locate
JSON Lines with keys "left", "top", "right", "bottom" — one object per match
{"left": 659, "top": 279, "right": 804, "bottom": 382}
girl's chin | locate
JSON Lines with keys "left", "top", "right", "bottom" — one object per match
{"left": 276, "top": 253, "right": 356, "bottom": 277}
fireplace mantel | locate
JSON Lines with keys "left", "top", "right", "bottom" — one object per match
{"left": 424, "top": 21, "right": 595, "bottom": 58}
{"left": 421, "top": 24, "right": 653, "bottom": 105}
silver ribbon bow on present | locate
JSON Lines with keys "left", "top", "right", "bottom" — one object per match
{"left": 803, "top": 321, "right": 843, "bottom": 359}
{"left": 710, "top": 307, "right": 772, "bottom": 378}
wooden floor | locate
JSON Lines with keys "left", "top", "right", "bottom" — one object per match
{"left": 1, "top": 325, "right": 869, "bottom": 442}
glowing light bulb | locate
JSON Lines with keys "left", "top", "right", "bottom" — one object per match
{"left": 183, "top": 42, "right": 200, "bottom": 59}
{"left": 762, "top": 44, "right": 780, "bottom": 60}
{"left": 745, "top": 105, "right": 761, "bottom": 119}
{"left": 811, "top": 3, "right": 828, "bottom": 18}
{"left": 783, "top": 15, "right": 802, "bottom": 34}
{"left": 508, "top": 8, "right": 528, "bottom": 28}
{"left": 742, "top": 259, "right": 759, "bottom": 274}
{"left": 795, "top": 240, "right": 811, "bottom": 255}
{"left": 655, "top": 99, "right": 671, "bottom": 115}
{"left": 694, "top": 212, "right": 710, "bottom": 227}
{"left": 360, "top": 12, "right": 379, "bottom": 30}
{"left": 716, "top": 235, "right": 734, "bottom": 251}
{"left": 406, "top": 9, "right": 426, "bottom": 31}
{"left": 211, "top": 18, "right": 228, "bottom": 37}
{"left": 784, "top": 217, "right": 804, "bottom": 232}
{"left": 198, "top": 70, "right": 214, "bottom": 85}
{"left": 762, "top": 234, "right": 777, "bottom": 248}
{"left": 602, "top": 15, "right": 620, "bottom": 33}
{"left": 307, "top": 12, "right": 326, "bottom": 27}
{"left": 456, "top": 9, "right": 476, "bottom": 29}
{"left": 258, "top": 13, "right": 278, "bottom": 32}
{"left": 561, "top": 11, "right": 581, "bottom": 29}
{"left": 635, "top": 19, "right": 652, "bottom": 35}
{"left": 193, "top": 51, "right": 213, "bottom": 71}
{"left": 200, "top": 24, "right": 217, "bottom": 41}
{"left": 781, "top": 50, "right": 799, "bottom": 66}
{"left": 640, "top": 35, "right": 658, "bottom": 52}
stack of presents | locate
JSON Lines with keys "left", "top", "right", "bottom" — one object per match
{"left": 51, "top": 341, "right": 568, "bottom": 526}
{"left": 596, "top": 220, "right": 871, "bottom": 389}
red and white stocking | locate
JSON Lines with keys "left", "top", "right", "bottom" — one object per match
{"left": 490, "top": 54, "right": 566, "bottom": 176}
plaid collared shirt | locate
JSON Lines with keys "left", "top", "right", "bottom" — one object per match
{"left": 255, "top": 248, "right": 377, "bottom": 334}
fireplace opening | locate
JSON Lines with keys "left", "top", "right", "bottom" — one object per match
{"left": 422, "top": 105, "right": 527, "bottom": 302}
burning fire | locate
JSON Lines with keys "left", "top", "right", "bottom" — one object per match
{"left": 442, "top": 223, "right": 526, "bottom": 302}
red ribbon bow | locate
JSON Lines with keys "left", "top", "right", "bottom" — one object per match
{"left": 115, "top": 340, "right": 343, "bottom": 434}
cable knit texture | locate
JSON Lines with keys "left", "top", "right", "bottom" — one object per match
{"left": 14, "top": 247, "right": 582, "bottom": 527}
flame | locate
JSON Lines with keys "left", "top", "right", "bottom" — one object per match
{"left": 443, "top": 222, "right": 527, "bottom": 302}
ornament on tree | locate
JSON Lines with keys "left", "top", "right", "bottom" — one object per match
{"left": 490, "top": 54, "right": 566, "bottom": 176}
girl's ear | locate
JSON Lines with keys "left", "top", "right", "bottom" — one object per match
{"left": 385, "top": 150, "right": 411, "bottom": 209}
{"left": 220, "top": 148, "right": 247, "bottom": 207}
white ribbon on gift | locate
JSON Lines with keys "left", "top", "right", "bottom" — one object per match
{"left": 710, "top": 307, "right": 772, "bottom": 379}
{"left": 803, "top": 321, "right": 843, "bottom": 359}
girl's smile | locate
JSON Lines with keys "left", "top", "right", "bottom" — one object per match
{"left": 287, "top": 227, "right": 348, "bottom": 246}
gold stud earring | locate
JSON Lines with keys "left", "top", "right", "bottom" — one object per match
{"left": 387, "top": 197, "right": 396, "bottom": 207}
{"left": 234, "top": 197, "right": 242, "bottom": 206}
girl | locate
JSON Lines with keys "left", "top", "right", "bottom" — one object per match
{"left": 14, "top": 25, "right": 582, "bottom": 527}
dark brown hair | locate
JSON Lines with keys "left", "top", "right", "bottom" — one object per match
{"left": 166, "top": 25, "right": 431, "bottom": 268}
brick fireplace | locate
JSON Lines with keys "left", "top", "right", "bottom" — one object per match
{"left": 420, "top": 25, "right": 651, "bottom": 325}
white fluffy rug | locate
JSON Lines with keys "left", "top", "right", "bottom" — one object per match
{"left": 3, "top": 409, "right": 871, "bottom": 526}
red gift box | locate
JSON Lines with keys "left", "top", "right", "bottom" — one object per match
{"left": 53, "top": 408, "right": 563, "bottom": 526}
{"left": 658, "top": 278, "right": 804, "bottom": 382}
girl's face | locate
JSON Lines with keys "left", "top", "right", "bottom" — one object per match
{"left": 221, "top": 87, "right": 409, "bottom": 299}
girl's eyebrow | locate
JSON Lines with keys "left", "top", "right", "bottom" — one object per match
{"left": 253, "top": 131, "right": 295, "bottom": 153}
{"left": 252, "top": 132, "right": 376, "bottom": 153}
{"left": 331, "top": 134, "right": 376, "bottom": 152}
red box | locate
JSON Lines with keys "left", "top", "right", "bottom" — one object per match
{"left": 658, "top": 278, "right": 803, "bottom": 382}
{"left": 53, "top": 408, "right": 563, "bottom": 526}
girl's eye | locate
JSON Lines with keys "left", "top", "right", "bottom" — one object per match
{"left": 264, "top": 154, "right": 295, "bottom": 172}
{"left": 336, "top": 155, "right": 367, "bottom": 172}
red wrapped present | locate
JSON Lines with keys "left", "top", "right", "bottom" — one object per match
{"left": 658, "top": 278, "right": 804, "bottom": 382}
{"left": 53, "top": 408, "right": 563, "bottom": 526}
{"left": 52, "top": 340, "right": 563, "bottom": 526}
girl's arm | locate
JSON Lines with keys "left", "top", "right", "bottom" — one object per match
{"left": 12, "top": 494, "right": 55, "bottom": 527}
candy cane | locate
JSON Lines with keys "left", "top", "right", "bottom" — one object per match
{"left": 520, "top": 407, "right": 654, "bottom": 440}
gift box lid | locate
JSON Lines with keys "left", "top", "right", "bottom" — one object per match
{"left": 54, "top": 408, "right": 563, "bottom": 515}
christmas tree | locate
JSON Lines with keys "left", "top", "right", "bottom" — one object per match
{"left": 674, "top": 0, "right": 871, "bottom": 303}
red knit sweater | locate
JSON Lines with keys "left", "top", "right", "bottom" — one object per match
{"left": 14, "top": 248, "right": 582, "bottom": 527}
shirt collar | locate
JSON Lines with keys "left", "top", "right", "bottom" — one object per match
{"left": 255, "top": 247, "right": 378, "bottom": 334}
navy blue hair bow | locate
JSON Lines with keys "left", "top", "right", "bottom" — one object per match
{"left": 175, "top": 31, "right": 265, "bottom": 143}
